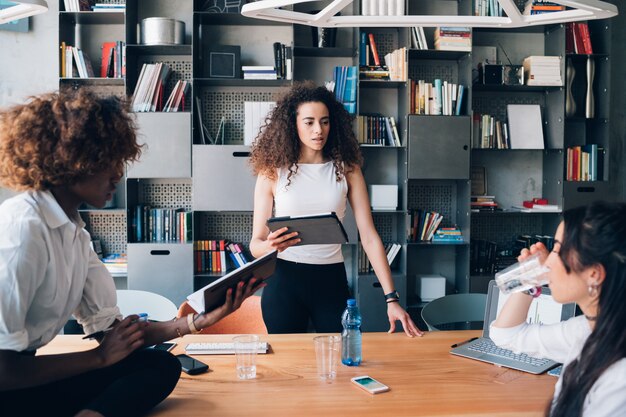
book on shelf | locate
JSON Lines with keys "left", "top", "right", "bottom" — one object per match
{"left": 163, "top": 80, "right": 190, "bottom": 112}
{"left": 242, "top": 65, "right": 278, "bottom": 80}
{"left": 474, "top": 0, "right": 505, "bottom": 16}
{"left": 566, "top": 145, "right": 603, "bottom": 181}
{"left": 194, "top": 240, "right": 249, "bottom": 274}
{"left": 383, "top": 47, "right": 407, "bottom": 81}
{"left": 409, "top": 210, "right": 444, "bottom": 242}
{"left": 360, "top": 0, "right": 405, "bottom": 16}
{"left": 356, "top": 115, "right": 400, "bottom": 146}
{"left": 411, "top": 27, "right": 428, "bottom": 50}
{"left": 506, "top": 104, "right": 544, "bottom": 149}
{"left": 434, "top": 27, "right": 471, "bottom": 52}
{"left": 131, "top": 205, "right": 191, "bottom": 243}
{"left": 333, "top": 66, "right": 357, "bottom": 113}
{"left": 244, "top": 101, "right": 276, "bottom": 145}
{"left": 523, "top": 1, "right": 568, "bottom": 15}
{"left": 131, "top": 62, "right": 172, "bottom": 112}
{"left": 432, "top": 227, "right": 464, "bottom": 243}
{"left": 367, "top": 33, "right": 381, "bottom": 67}
{"left": 523, "top": 56, "right": 562, "bottom": 86}
{"left": 410, "top": 79, "right": 465, "bottom": 116}
{"left": 472, "top": 113, "right": 509, "bottom": 149}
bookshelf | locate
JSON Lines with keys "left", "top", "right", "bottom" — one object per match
{"left": 57, "top": 0, "right": 614, "bottom": 322}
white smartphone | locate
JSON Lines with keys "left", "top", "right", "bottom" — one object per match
{"left": 351, "top": 376, "right": 390, "bottom": 394}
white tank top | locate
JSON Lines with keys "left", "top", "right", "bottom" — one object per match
{"left": 274, "top": 161, "right": 348, "bottom": 264}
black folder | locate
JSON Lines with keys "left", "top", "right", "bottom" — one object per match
{"left": 266, "top": 212, "right": 349, "bottom": 245}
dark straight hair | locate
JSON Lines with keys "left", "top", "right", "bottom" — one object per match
{"left": 549, "top": 201, "right": 626, "bottom": 417}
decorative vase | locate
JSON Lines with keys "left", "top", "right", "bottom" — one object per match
{"left": 585, "top": 56, "right": 595, "bottom": 119}
{"left": 565, "top": 59, "right": 576, "bottom": 117}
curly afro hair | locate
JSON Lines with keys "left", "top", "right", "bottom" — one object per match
{"left": 249, "top": 81, "right": 362, "bottom": 187}
{"left": 0, "top": 88, "right": 142, "bottom": 191}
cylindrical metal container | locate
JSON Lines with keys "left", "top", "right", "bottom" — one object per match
{"left": 140, "top": 17, "right": 185, "bottom": 45}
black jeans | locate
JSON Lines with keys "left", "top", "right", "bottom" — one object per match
{"left": 0, "top": 348, "right": 181, "bottom": 417}
{"left": 261, "top": 259, "right": 351, "bottom": 333}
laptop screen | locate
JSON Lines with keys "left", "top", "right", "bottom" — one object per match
{"left": 483, "top": 280, "right": 576, "bottom": 339}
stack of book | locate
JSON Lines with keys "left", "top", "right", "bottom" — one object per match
{"left": 194, "top": 240, "right": 249, "bottom": 274}
{"left": 60, "top": 44, "right": 95, "bottom": 78}
{"left": 383, "top": 47, "right": 407, "bottom": 81}
{"left": 409, "top": 210, "right": 444, "bottom": 242}
{"left": 333, "top": 66, "right": 357, "bottom": 113}
{"left": 102, "top": 254, "right": 128, "bottom": 277}
{"left": 242, "top": 66, "right": 277, "bottom": 80}
{"left": 131, "top": 63, "right": 171, "bottom": 112}
{"left": 432, "top": 227, "right": 464, "bottom": 243}
{"left": 360, "top": 0, "right": 405, "bottom": 16}
{"left": 471, "top": 195, "right": 498, "bottom": 212}
{"left": 566, "top": 145, "right": 604, "bottom": 181}
{"left": 565, "top": 22, "right": 593, "bottom": 54}
{"left": 410, "top": 79, "right": 466, "bottom": 116}
{"left": 272, "top": 42, "right": 292, "bottom": 80}
{"left": 163, "top": 80, "right": 190, "bottom": 112}
{"left": 472, "top": 113, "right": 509, "bottom": 149}
{"left": 523, "top": 1, "right": 568, "bottom": 15}
{"left": 410, "top": 27, "right": 428, "bottom": 50}
{"left": 131, "top": 205, "right": 192, "bottom": 243}
{"left": 359, "top": 33, "right": 390, "bottom": 80}
{"left": 473, "top": 0, "right": 503, "bottom": 16}
{"left": 434, "top": 27, "right": 471, "bottom": 52}
{"left": 522, "top": 56, "right": 562, "bottom": 86}
{"left": 358, "top": 242, "right": 402, "bottom": 273}
{"left": 92, "top": 2, "right": 125, "bottom": 12}
{"left": 355, "top": 115, "right": 401, "bottom": 147}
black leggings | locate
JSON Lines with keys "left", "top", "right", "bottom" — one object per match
{"left": 261, "top": 259, "right": 351, "bottom": 333}
{"left": 0, "top": 348, "right": 181, "bottom": 417}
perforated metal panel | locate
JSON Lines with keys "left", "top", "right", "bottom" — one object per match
{"left": 471, "top": 214, "right": 545, "bottom": 250}
{"left": 198, "top": 213, "right": 253, "bottom": 245}
{"left": 140, "top": 182, "right": 192, "bottom": 210}
{"left": 408, "top": 182, "right": 454, "bottom": 228}
{"left": 408, "top": 63, "right": 457, "bottom": 83}
{"left": 136, "top": 57, "right": 192, "bottom": 108}
{"left": 473, "top": 93, "right": 543, "bottom": 122}
{"left": 200, "top": 89, "right": 278, "bottom": 144}
{"left": 372, "top": 213, "right": 395, "bottom": 242}
{"left": 84, "top": 212, "right": 127, "bottom": 255}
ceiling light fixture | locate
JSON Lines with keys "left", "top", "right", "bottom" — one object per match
{"left": 0, "top": 0, "right": 48, "bottom": 25}
{"left": 241, "top": 0, "right": 617, "bottom": 28}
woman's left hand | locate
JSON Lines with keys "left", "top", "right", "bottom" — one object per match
{"left": 193, "top": 278, "right": 266, "bottom": 330}
{"left": 387, "top": 302, "right": 424, "bottom": 337}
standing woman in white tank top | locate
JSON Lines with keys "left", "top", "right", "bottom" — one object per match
{"left": 249, "top": 82, "right": 422, "bottom": 336}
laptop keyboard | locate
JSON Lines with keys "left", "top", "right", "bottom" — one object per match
{"left": 185, "top": 342, "right": 269, "bottom": 355}
{"left": 468, "top": 339, "right": 551, "bottom": 367}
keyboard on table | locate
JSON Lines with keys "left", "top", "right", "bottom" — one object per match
{"left": 185, "top": 341, "right": 270, "bottom": 355}
{"left": 468, "top": 339, "right": 551, "bottom": 368}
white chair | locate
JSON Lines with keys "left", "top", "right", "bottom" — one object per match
{"left": 116, "top": 290, "right": 178, "bottom": 322}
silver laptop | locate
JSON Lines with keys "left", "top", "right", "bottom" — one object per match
{"left": 450, "top": 280, "right": 576, "bottom": 374}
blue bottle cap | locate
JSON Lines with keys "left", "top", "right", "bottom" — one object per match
{"left": 347, "top": 298, "right": 356, "bottom": 306}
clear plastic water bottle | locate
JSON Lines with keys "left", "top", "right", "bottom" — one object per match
{"left": 341, "top": 298, "right": 362, "bottom": 366}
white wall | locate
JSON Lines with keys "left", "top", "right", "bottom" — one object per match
{"left": 0, "top": 1, "right": 58, "bottom": 107}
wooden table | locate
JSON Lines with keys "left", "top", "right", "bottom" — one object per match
{"left": 40, "top": 331, "right": 556, "bottom": 416}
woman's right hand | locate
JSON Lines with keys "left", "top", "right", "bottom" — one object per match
{"left": 266, "top": 226, "right": 300, "bottom": 252}
{"left": 518, "top": 242, "right": 549, "bottom": 264}
{"left": 95, "top": 315, "right": 148, "bottom": 367}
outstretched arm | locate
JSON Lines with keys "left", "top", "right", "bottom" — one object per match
{"left": 346, "top": 167, "right": 423, "bottom": 337}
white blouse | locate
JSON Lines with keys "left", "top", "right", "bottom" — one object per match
{"left": 0, "top": 190, "right": 121, "bottom": 351}
{"left": 491, "top": 315, "right": 626, "bottom": 417}
{"left": 274, "top": 161, "right": 348, "bottom": 265}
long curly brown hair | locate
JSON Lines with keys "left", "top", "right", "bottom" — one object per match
{"left": 249, "top": 81, "right": 362, "bottom": 186}
{"left": 0, "top": 88, "right": 142, "bottom": 191}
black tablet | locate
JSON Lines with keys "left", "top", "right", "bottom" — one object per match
{"left": 267, "top": 212, "right": 349, "bottom": 245}
{"left": 186, "top": 250, "right": 278, "bottom": 313}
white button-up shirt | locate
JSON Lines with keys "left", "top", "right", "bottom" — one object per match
{"left": 0, "top": 190, "right": 121, "bottom": 351}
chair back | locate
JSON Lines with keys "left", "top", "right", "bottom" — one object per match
{"left": 177, "top": 295, "right": 267, "bottom": 334}
{"left": 116, "top": 289, "right": 178, "bottom": 322}
{"left": 421, "top": 293, "right": 487, "bottom": 331}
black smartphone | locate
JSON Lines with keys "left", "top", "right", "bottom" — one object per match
{"left": 176, "top": 354, "right": 209, "bottom": 375}
{"left": 151, "top": 342, "right": 176, "bottom": 352}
